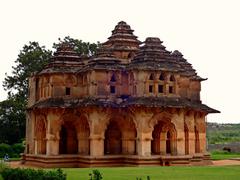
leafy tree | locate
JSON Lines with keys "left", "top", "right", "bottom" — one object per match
{"left": 53, "top": 36, "right": 99, "bottom": 56}
{"left": 1, "top": 42, "right": 51, "bottom": 144}
{"left": 0, "top": 38, "right": 99, "bottom": 144}
{"left": 0, "top": 97, "right": 26, "bottom": 144}
{"left": 3, "top": 42, "right": 52, "bottom": 99}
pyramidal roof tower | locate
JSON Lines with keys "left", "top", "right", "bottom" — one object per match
{"left": 102, "top": 21, "right": 141, "bottom": 63}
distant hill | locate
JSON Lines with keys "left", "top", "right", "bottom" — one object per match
{"left": 207, "top": 122, "right": 240, "bottom": 144}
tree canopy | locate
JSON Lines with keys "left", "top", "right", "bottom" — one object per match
{"left": 0, "top": 37, "right": 99, "bottom": 144}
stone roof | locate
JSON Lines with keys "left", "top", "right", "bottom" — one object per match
{"left": 37, "top": 22, "right": 204, "bottom": 80}
{"left": 129, "top": 37, "right": 204, "bottom": 80}
{"left": 29, "top": 97, "right": 219, "bottom": 113}
{"left": 102, "top": 21, "right": 141, "bottom": 52}
{"left": 38, "top": 42, "right": 85, "bottom": 75}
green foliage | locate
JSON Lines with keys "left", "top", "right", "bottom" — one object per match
{"left": 207, "top": 123, "right": 240, "bottom": 144}
{"left": 53, "top": 36, "right": 99, "bottom": 56}
{"left": 0, "top": 162, "right": 8, "bottom": 174}
{"left": 0, "top": 42, "right": 51, "bottom": 145}
{"left": 136, "top": 176, "right": 151, "bottom": 180}
{"left": 0, "top": 98, "right": 26, "bottom": 144}
{"left": 0, "top": 143, "right": 24, "bottom": 158}
{"left": 3, "top": 42, "right": 52, "bottom": 99}
{"left": 89, "top": 169, "right": 103, "bottom": 180}
{"left": 0, "top": 144, "right": 12, "bottom": 158}
{"left": 211, "top": 150, "right": 240, "bottom": 160}
{"left": 1, "top": 168, "right": 66, "bottom": 180}
{"left": 0, "top": 38, "right": 98, "bottom": 145}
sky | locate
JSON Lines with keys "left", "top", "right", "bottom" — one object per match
{"left": 0, "top": 0, "right": 239, "bottom": 123}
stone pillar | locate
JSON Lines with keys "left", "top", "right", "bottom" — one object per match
{"left": 34, "top": 139, "right": 38, "bottom": 155}
{"left": 159, "top": 134, "right": 166, "bottom": 155}
{"left": 185, "top": 111, "right": 195, "bottom": 155}
{"left": 199, "top": 133, "right": 206, "bottom": 153}
{"left": 137, "top": 132, "right": 151, "bottom": 156}
{"left": 90, "top": 135, "right": 104, "bottom": 156}
{"left": 27, "top": 111, "right": 35, "bottom": 154}
{"left": 176, "top": 131, "right": 185, "bottom": 155}
{"left": 46, "top": 137, "right": 59, "bottom": 155}
{"left": 46, "top": 111, "right": 61, "bottom": 156}
{"left": 122, "top": 138, "right": 136, "bottom": 154}
{"left": 78, "top": 138, "right": 90, "bottom": 155}
{"left": 189, "top": 132, "right": 195, "bottom": 154}
{"left": 172, "top": 111, "right": 185, "bottom": 155}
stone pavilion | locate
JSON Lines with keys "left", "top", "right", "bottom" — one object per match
{"left": 23, "top": 21, "right": 219, "bottom": 167}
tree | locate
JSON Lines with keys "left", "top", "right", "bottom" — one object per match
{"left": 53, "top": 36, "right": 99, "bottom": 56}
{"left": 0, "top": 98, "right": 26, "bottom": 144}
{"left": 3, "top": 42, "right": 52, "bottom": 99}
{"left": 0, "top": 38, "right": 99, "bottom": 144}
{"left": 1, "top": 42, "right": 52, "bottom": 144}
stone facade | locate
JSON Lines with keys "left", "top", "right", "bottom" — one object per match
{"left": 23, "top": 21, "right": 219, "bottom": 167}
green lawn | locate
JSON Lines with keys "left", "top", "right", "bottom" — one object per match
{"left": 64, "top": 166, "right": 240, "bottom": 180}
{"left": 211, "top": 151, "right": 240, "bottom": 160}
{"left": 1, "top": 166, "right": 240, "bottom": 180}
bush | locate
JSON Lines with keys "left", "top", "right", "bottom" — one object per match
{"left": 0, "top": 144, "right": 12, "bottom": 158}
{"left": 0, "top": 143, "right": 24, "bottom": 159}
{"left": 1, "top": 168, "right": 66, "bottom": 180}
{"left": 11, "top": 143, "right": 25, "bottom": 157}
{"left": 0, "top": 162, "right": 8, "bottom": 174}
{"left": 89, "top": 169, "right": 103, "bottom": 180}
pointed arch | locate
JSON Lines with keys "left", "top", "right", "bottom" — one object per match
{"left": 110, "top": 73, "right": 117, "bottom": 82}
{"left": 59, "top": 113, "right": 90, "bottom": 155}
{"left": 104, "top": 121, "right": 122, "bottom": 155}
{"left": 151, "top": 120, "right": 177, "bottom": 155}
{"left": 59, "top": 122, "right": 78, "bottom": 154}
{"left": 104, "top": 116, "right": 137, "bottom": 155}
{"left": 149, "top": 73, "right": 154, "bottom": 80}
{"left": 170, "top": 75, "right": 175, "bottom": 82}
{"left": 159, "top": 73, "right": 165, "bottom": 81}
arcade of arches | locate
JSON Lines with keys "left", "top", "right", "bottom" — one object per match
{"left": 25, "top": 108, "right": 207, "bottom": 167}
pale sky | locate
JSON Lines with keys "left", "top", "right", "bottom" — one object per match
{"left": 0, "top": 0, "right": 240, "bottom": 123}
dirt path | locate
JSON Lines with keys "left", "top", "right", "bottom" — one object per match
{"left": 6, "top": 159, "right": 240, "bottom": 168}
{"left": 212, "top": 159, "right": 240, "bottom": 166}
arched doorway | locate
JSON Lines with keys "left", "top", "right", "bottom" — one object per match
{"left": 104, "top": 121, "right": 122, "bottom": 154}
{"left": 151, "top": 121, "right": 177, "bottom": 155}
{"left": 195, "top": 126, "right": 200, "bottom": 153}
{"left": 166, "top": 131, "right": 171, "bottom": 154}
{"left": 59, "top": 123, "right": 78, "bottom": 154}
{"left": 151, "top": 123, "right": 161, "bottom": 154}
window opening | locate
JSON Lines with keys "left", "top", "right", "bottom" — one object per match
{"left": 66, "top": 87, "right": 71, "bottom": 95}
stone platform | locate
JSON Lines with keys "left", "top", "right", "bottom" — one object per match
{"left": 22, "top": 153, "right": 212, "bottom": 168}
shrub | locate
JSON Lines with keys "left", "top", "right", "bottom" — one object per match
{"left": 0, "top": 144, "right": 12, "bottom": 158}
{"left": 0, "top": 143, "right": 25, "bottom": 159}
{"left": 89, "top": 169, "right": 103, "bottom": 180}
{"left": 1, "top": 168, "right": 66, "bottom": 180}
{"left": 11, "top": 143, "right": 25, "bottom": 157}
{"left": 0, "top": 162, "right": 8, "bottom": 174}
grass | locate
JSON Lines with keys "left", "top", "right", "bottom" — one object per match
{"left": 63, "top": 166, "right": 240, "bottom": 180}
{"left": 210, "top": 151, "right": 240, "bottom": 160}
{"left": 0, "top": 165, "right": 240, "bottom": 180}
{"left": 1, "top": 153, "right": 240, "bottom": 180}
